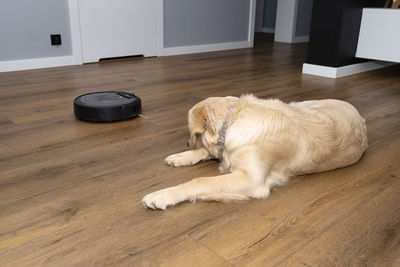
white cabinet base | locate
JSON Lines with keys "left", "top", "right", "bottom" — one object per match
{"left": 302, "top": 61, "right": 396, "bottom": 78}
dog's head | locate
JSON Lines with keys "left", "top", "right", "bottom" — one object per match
{"left": 187, "top": 96, "right": 238, "bottom": 155}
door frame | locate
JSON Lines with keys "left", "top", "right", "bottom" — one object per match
{"left": 248, "top": 0, "right": 257, "bottom": 47}
{"left": 68, "top": 0, "right": 83, "bottom": 64}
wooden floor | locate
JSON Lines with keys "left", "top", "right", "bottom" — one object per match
{"left": 1, "top": 34, "right": 399, "bottom": 266}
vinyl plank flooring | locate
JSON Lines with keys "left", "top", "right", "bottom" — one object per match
{"left": 0, "top": 33, "right": 399, "bottom": 266}
{"left": 187, "top": 135, "right": 400, "bottom": 266}
{"left": 280, "top": 180, "right": 400, "bottom": 266}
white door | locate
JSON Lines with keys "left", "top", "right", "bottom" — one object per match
{"left": 78, "top": 0, "right": 159, "bottom": 63}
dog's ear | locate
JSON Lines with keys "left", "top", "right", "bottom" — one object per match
{"left": 191, "top": 106, "right": 207, "bottom": 135}
{"left": 190, "top": 106, "right": 216, "bottom": 136}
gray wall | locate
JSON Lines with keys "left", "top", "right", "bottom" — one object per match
{"left": 164, "top": 0, "right": 250, "bottom": 48}
{"left": 0, "top": 0, "right": 72, "bottom": 61}
{"left": 1, "top": 0, "right": 255, "bottom": 61}
{"left": 295, "top": 0, "right": 313, "bottom": 36}
{"left": 263, "top": 0, "right": 277, "bottom": 29}
{"left": 260, "top": 0, "right": 312, "bottom": 36}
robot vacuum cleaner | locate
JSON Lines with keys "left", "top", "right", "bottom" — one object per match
{"left": 74, "top": 91, "right": 142, "bottom": 122}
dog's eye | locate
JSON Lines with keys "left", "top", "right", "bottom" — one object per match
{"left": 187, "top": 142, "right": 189, "bottom": 147}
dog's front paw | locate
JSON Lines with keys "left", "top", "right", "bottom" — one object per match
{"left": 165, "top": 153, "right": 193, "bottom": 167}
{"left": 142, "top": 188, "right": 179, "bottom": 210}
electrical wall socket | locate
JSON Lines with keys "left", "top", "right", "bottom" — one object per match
{"left": 50, "top": 34, "right": 62, "bottom": 46}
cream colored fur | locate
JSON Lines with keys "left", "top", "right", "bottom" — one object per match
{"left": 142, "top": 95, "right": 368, "bottom": 210}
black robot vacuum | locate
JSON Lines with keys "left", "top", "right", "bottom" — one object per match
{"left": 74, "top": 91, "right": 142, "bottom": 122}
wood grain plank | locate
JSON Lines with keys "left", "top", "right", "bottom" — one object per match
{"left": 280, "top": 180, "right": 400, "bottom": 266}
{"left": 0, "top": 33, "right": 399, "bottom": 266}
{"left": 187, "top": 128, "right": 400, "bottom": 266}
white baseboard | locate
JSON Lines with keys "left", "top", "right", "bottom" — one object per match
{"left": 163, "top": 41, "right": 250, "bottom": 56}
{"left": 293, "top": 35, "right": 309, "bottom": 43}
{"left": 0, "top": 55, "right": 82, "bottom": 73}
{"left": 302, "top": 61, "right": 396, "bottom": 78}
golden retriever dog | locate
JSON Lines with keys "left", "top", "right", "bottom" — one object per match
{"left": 142, "top": 95, "right": 367, "bottom": 210}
